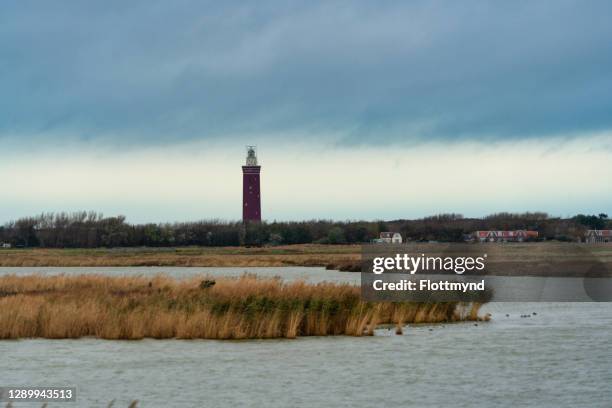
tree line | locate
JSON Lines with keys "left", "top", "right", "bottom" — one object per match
{"left": 0, "top": 211, "right": 609, "bottom": 248}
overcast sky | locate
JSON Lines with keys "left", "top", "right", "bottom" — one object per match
{"left": 2, "top": 1, "right": 611, "bottom": 223}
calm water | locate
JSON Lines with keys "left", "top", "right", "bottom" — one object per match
{"left": 1, "top": 267, "right": 611, "bottom": 407}
{"left": 0, "top": 266, "right": 360, "bottom": 284}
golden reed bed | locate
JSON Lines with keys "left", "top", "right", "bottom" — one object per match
{"left": 0, "top": 274, "right": 486, "bottom": 340}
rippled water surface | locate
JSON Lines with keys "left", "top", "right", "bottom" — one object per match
{"left": 1, "top": 267, "right": 611, "bottom": 407}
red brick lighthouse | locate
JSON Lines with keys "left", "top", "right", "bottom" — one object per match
{"left": 242, "top": 146, "right": 261, "bottom": 222}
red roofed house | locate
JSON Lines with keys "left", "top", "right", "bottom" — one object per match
{"left": 475, "top": 230, "right": 539, "bottom": 243}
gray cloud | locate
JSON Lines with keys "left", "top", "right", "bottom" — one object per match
{"left": 2, "top": 0, "right": 612, "bottom": 146}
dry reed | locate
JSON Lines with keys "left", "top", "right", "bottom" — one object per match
{"left": 0, "top": 274, "right": 485, "bottom": 340}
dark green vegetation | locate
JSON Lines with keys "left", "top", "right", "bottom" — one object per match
{"left": 0, "top": 211, "right": 609, "bottom": 248}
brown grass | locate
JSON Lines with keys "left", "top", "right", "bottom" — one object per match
{"left": 0, "top": 274, "right": 485, "bottom": 339}
{"left": 3, "top": 243, "right": 612, "bottom": 274}
{"left": 0, "top": 245, "right": 359, "bottom": 267}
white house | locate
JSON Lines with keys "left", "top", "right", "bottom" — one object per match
{"left": 585, "top": 230, "right": 612, "bottom": 243}
{"left": 379, "top": 232, "right": 403, "bottom": 244}
{"left": 1, "top": 242, "right": 11, "bottom": 249}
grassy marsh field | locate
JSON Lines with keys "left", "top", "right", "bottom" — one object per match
{"left": 1, "top": 243, "right": 611, "bottom": 274}
{"left": 0, "top": 244, "right": 359, "bottom": 268}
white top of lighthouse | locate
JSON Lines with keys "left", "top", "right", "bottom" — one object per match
{"left": 245, "top": 146, "right": 258, "bottom": 166}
